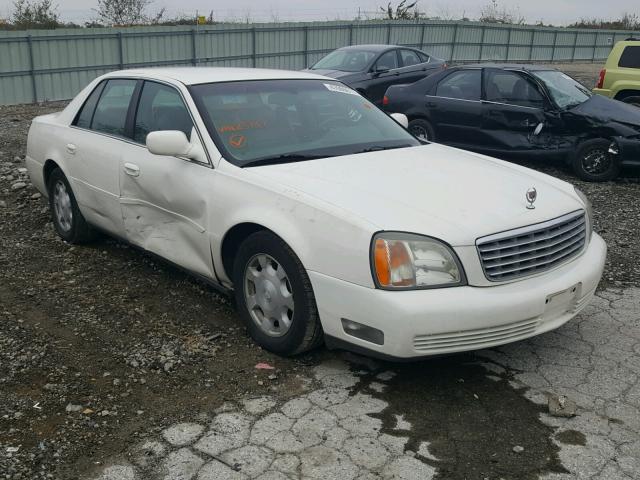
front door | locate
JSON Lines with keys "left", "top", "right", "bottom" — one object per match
{"left": 481, "top": 69, "right": 548, "bottom": 155}
{"left": 118, "top": 80, "right": 215, "bottom": 279}
{"left": 366, "top": 49, "right": 402, "bottom": 105}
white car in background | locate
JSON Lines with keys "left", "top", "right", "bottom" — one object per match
{"left": 26, "top": 68, "right": 606, "bottom": 359}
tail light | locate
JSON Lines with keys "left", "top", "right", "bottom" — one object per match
{"left": 382, "top": 95, "right": 389, "bottom": 106}
{"left": 596, "top": 69, "right": 606, "bottom": 89}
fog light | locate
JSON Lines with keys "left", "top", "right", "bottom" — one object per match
{"left": 341, "top": 318, "right": 384, "bottom": 345}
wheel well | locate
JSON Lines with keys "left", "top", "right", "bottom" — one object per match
{"left": 614, "top": 90, "right": 640, "bottom": 101}
{"left": 43, "top": 160, "right": 60, "bottom": 188}
{"left": 220, "top": 222, "right": 269, "bottom": 281}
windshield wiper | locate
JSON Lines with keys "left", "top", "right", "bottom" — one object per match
{"left": 242, "top": 153, "right": 326, "bottom": 168}
{"left": 355, "top": 144, "right": 414, "bottom": 154}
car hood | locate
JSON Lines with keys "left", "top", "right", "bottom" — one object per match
{"left": 572, "top": 95, "right": 640, "bottom": 129}
{"left": 250, "top": 144, "right": 583, "bottom": 246}
{"left": 303, "top": 68, "right": 357, "bottom": 80}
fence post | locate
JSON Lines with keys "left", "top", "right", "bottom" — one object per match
{"left": 420, "top": 23, "right": 426, "bottom": 50}
{"left": 191, "top": 29, "right": 197, "bottom": 66}
{"left": 117, "top": 32, "right": 124, "bottom": 69}
{"left": 571, "top": 31, "right": 578, "bottom": 62}
{"left": 387, "top": 23, "right": 392, "bottom": 44}
{"left": 528, "top": 29, "right": 534, "bottom": 61}
{"left": 591, "top": 32, "right": 598, "bottom": 62}
{"left": 303, "top": 26, "right": 309, "bottom": 68}
{"left": 26, "top": 35, "right": 37, "bottom": 103}
{"left": 505, "top": 26, "right": 512, "bottom": 62}
{"left": 479, "top": 25, "right": 487, "bottom": 62}
{"left": 451, "top": 23, "right": 459, "bottom": 63}
{"left": 251, "top": 27, "right": 257, "bottom": 67}
{"left": 550, "top": 30, "right": 558, "bottom": 63}
{"left": 349, "top": 24, "right": 354, "bottom": 46}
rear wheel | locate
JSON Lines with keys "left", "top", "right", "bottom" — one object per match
{"left": 571, "top": 139, "right": 620, "bottom": 182}
{"left": 408, "top": 119, "right": 435, "bottom": 141}
{"left": 47, "top": 168, "right": 96, "bottom": 243}
{"left": 621, "top": 95, "right": 640, "bottom": 108}
{"left": 233, "top": 231, "right": 323, "bottom": 356}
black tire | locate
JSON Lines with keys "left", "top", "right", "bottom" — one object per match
{"left": 622, "top": 95, "right": 640, "bottom": 108}
{"left": 571, "top": 139, "right": 620, "bottom": 182}
{"left": 47, "top": 168, "right": 96, "bottom": 243}
{"left": 233, "top": 231, "right": 323, "bottom": 356}
{"left": 408, "top": 118, "right": 435, "bottom": 141}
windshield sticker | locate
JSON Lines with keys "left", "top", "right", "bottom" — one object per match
{"left": 218, "top": 120, "right": 266, "bottom": 133}
{"left": 324, "top": 83, "right": 359, "bottom": 96}
{"left": 229, "top": 135, "right": 246, "bottom": 148}
{"left": 348, "top": 108, "right": 363, "bottom": 122}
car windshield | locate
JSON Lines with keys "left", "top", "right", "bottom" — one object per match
{"left": 310, "top": 50, "right": 377, "bottom": 72}
{"left": 189, "top": 79, "right": 419, "bottom": 166}
{"left": 532, "top": 70, "right": 592, "bottom": 109}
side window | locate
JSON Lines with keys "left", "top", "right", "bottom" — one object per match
{"left": 375, "top": 50, "right": 399, "bottom": 71}
{"left": 400, "top": 49, "right": 422, "bottom": 67}
{"left": 417, "top": 51, "right": 430, "bottom": 63}
{"left": 134, "top": 81, "right": 194, "bottom": 144}
{"left": 485, "top": 70, "right": 544, "bottom": 108}
{"left": 619, "top": 46, "right": 640, "bottom": 68}
{"left": 91, "top": 79, "right": 137, "bottom": 137}
{"left": 74, "top": 81, "right": 105, "bottom": 129}
{"left": 435, "top": 70, "right": 481, "bottom": 100}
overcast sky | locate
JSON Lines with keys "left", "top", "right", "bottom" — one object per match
{"left": 0, "top": 0, "right": 638, "bottom": 26}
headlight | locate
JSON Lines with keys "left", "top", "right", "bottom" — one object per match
{"left": 574, "top": 187, "right": 594, "bottom": 241}
{"left": 371, "top": 232, "right": 466, "bottom": 290}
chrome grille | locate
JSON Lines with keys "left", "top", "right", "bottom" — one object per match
{"left": 477, "top": 211, "right": 586, "bottom": 282}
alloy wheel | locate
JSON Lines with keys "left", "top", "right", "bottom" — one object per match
{"left": 581, "top": 148, "right": 612, "bottom": 175}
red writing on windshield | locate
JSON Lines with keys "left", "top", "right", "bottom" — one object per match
{"left": 218, "top": 120, "right": 266, "bottom": 133}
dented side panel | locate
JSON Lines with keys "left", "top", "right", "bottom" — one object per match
{"left": 119, "top": 147, "right": 215, "bottom": 279}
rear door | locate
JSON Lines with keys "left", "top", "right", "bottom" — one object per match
{"left": 66, "top": 78, "right": 138, "bottom": 237}
{"left": 481, "top": 69, "right": 547, "bottom": 154}
{"left": 426, "top": 68, "right": 486, "bottom": 147}
{"left": 365, "top": 49, "right": 402, "bottom": 105}
{"left": 397, "top": 49, "right": 431, "bottom": 84}
{"left": 118, "top": 80, "right": 216, "bottom": 278}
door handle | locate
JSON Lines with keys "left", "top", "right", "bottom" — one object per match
{"left": 426, "top": 101, "right": 437, "bottom": 108}
{"left": 124, "top": 163, "right": 140, "bottom": 177}
{"left": 66, "top": 143, "right": 77, "bottom": 154}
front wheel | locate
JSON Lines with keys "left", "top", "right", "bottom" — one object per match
{"left": 408, "top": 119, "right": 435, "bottom": 141}
{"left": 571, "top": 139, "right": 620, "bottom": 182}
{"left": 233, "top": 231, "right": 323, "bottom": 356}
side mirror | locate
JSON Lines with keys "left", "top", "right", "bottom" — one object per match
{"left": 373, "top": 66, "right": 389, "bottom": 77}
{"left": 146, "top": 130, "right": 192, "bottom": 157}
{"left": 533, "top": 123, "right": 544, "bottom": 136}
{"left": 390, "top": 113, "right": 409, "bottom": 129}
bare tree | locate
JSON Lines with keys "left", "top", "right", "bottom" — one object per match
{"left": 479, "top": 0, "right": 525, "bottom": 25}
{"left": 380, "top": 1, "right": 421, "bottom": 20}
{"left": 95, "top": 0, "right": 159, "bottom": 26}
{"left": 11, "top": 0, "right": 60, "bottom": 29}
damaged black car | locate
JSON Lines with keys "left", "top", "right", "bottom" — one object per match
{"left": 383, "top": 64, "right": 640, "bottom": 181}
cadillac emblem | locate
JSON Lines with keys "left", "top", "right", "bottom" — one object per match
{"left": 526, "top": 187, "right": 537, "bottom": 210}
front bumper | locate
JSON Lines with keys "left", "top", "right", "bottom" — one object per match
{"left": 310, "top": 233, "right": 606, "bottom": 360}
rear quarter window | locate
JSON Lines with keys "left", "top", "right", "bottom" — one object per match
{"left": 619, "top": 46, "right": 640, "bottom": 68}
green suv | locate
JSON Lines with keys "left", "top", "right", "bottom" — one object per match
{"left": 594, "top": 38, "right": 640, "bottom": 107}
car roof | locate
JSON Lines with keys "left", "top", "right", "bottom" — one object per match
{"left": 102, "top": 67, "right": 329, "bottom": 85}
{"left": 457, "top": 63, "right": 556, "bottom": 72}
{"left": 337, "top": 44, "right": 402, "bottom": 52}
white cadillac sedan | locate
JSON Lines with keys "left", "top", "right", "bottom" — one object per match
{"left": 26, "top": 68, "right": 606, "bottom": 359}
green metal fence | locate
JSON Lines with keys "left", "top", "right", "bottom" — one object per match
{"left": 0, "top": 20, "right": 638, "bottom": 105}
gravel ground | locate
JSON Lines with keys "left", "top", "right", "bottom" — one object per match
{"left": 1, "top": 63, "right": 639, "bottom": 480}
